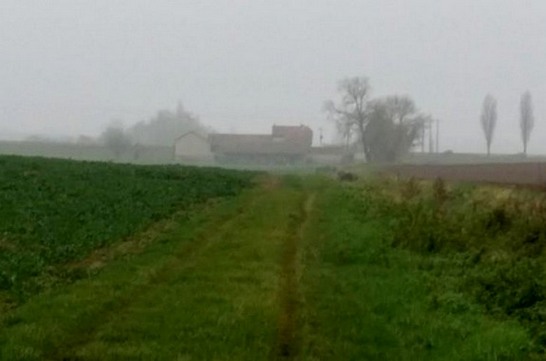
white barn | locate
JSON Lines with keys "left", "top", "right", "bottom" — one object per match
{"left": 174, "top": 131, "right": 214, "bottom": 163}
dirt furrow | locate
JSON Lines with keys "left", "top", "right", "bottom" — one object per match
{"left": 275, "top": 192, "right": 315, "bottom": 360}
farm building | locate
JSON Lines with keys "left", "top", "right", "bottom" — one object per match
{"left": 174, "top": 125, "right": 313, "bottom": 165}
{"left": 173, "top": 131, "right": 214, "bottom": 163}
{"left": 310, "top": 145, "right": 350, "bottom": 164}
{"left": 209, "top": 125, "right": 313, "bottom": 164}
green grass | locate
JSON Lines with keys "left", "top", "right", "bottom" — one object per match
{"left": 370, "top": 177, "right": 546, "bottom": 355}
{"left": 1, "top": 164, "right": 541, "bottom": 360}
{"left": 0, "top": 155, "right": 254, "bottom": 301}
{"left": 0, "top": 184, "right": 305, "bottom": 360}
{"left": 299, "top": 184, "right": 532, "bottom": 360}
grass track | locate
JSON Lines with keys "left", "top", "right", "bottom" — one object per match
{"left": 0, "top": 183, "right": 309, "bottom": 360}
{"left": 0, "top": 175, "right": 536, "bottom": 360}
{"left": 275, "top": 192, "right": 315, "bottom": 360}
{"left": 299, "top": 184, "right": 531, "bottom": 360}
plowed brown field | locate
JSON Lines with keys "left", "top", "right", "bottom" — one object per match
{"left": 384, "top": 162, "right": 546, "bottom": 186}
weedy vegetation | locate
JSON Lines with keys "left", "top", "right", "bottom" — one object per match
{"left": 349, "top": 175, "right": 546, "bottom": 358}
{"left": 299, "top": 179, "right": 533, "bottom": 360}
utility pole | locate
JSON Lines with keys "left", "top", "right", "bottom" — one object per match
{"left": 435, "top": 119, "right": 440, "bottom": 153}
{"left": 421, "top": 123, "right": 426, "bottom": 153}
{"left": 428, "top": 119, "right": 433, "bottom": 153}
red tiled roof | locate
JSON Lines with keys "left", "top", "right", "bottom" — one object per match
{"left": 209, "top": 134, "right": 302, "bottom": 155}
{"left": 208, "top": 125, "right": 313, "bottom": 156}
{"left": 272, "top": 125, "right": 313, "bottom": 146}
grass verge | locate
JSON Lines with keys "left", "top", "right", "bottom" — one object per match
{"left": 299, "top": 183, "right": 532, "bottom": 360}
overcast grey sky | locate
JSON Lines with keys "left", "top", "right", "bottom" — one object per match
{"left": 1, "top": 0, "right": 545, "bottom": 153}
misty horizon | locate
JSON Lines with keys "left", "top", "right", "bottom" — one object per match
{"left": 1, "top": 1, "right": 545, "bottom": 154}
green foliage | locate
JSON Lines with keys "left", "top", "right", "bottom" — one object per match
{"left": 0, "top": 155, "right": 254, "bottom": 300}
{"left": 358, "top": 177, "right": 546, "bottom": 355}
{"left": 0, "top": 178, "right": 299, "bottom": 360}
{"left": 300, "top": 185, "right": 531, "bottom": 360}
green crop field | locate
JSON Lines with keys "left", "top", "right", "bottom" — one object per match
{"left": 1, "top": 156, "right": 546, "bottom": 360}
{"left": 0, "top": 156, "right": 254, "bottom": 302}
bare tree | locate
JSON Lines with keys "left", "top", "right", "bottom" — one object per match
{"left": 324, "top": 77, "right": 371, "bottom": 161}
{"left": 480, "top": 94, "right": 497, "bottom": 156}
{"left": 335, "top": 114, "right": 355, "bottom": 150}
{"left": 363, "top": 98, "right": 424, "bottom": 162}
{"left": 383, "top": 95, "right": 417, "bottom": 125}
{"left": 520, "top": 91, "right": 534, "bottom": 156}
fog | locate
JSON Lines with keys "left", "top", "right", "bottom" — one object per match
{"left": 1, "top": 0, "right": 545, "bottom": 154}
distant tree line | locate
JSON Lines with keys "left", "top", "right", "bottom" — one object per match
{"left": 479, "top": 91, "right": 535, "bottom": 157}
{"left": 129, "top": 102, "right": 207, "bottom": 146}
{"left": 100, "top": 102, "right": 208, "bottom": 158}
{"left": 327, "top": 77, "right": 538, "bottom": 162}
{"left": 325, "top": 77, "right": 433, "bottom": 163}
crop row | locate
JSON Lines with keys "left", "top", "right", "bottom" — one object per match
{"left": 0, "top": 156, "right": 255, "bottom": 299}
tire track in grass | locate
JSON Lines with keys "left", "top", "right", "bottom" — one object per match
{"left": 45, "top": 191, "right": 266, "bottom": 361}
{"left": 276, "top": 192, "right": 315, "bottom": 360}
{"left": 2, "top": 179, "right": 310, "bottom": 360}
{"left": 54, "top": 181, "right": 294, "bottom": 360}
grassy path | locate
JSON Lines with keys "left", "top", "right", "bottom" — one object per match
{"left": 276, "top": 193, "right": 315, "bottom": 360}
{"left": 0, "top": 176, "right": 536, "bottom": 360}
{"left": 0, "top": 182, "right": 309, "bottom": 360}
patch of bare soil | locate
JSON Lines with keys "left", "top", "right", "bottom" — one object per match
{"left": 384, "top": 162, "right": 546, "bottom": 187}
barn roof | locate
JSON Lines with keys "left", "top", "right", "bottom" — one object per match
{"left": 209, "top": 132, "right": 310, "bottom": 155}
{"left": 174, "top": 131, "right": 208, "bottom": 142}
{"left": 272, "top": 125, "right": 312, "bottom": 142}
